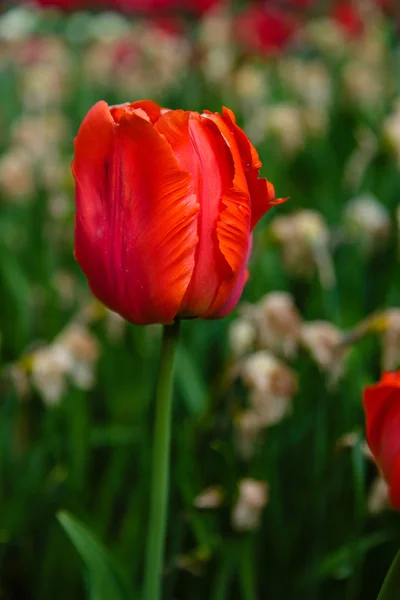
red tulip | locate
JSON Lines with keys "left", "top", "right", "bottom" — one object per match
{"left": 363, "top": 371, "right": 400, "bottom": 510}
{"left": 235, "top": 4, "right": 299, "bottom": 56}
{"left": 331, "top": 2, "right": 364, "bottom": 37}
{"left": 31, "top": 0, "right": 221, "bottom": 13}
{"left": 73, "top": 100, "right": 283, "bottom": 325}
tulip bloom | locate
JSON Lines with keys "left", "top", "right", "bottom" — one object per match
{"left": 363, "top": 371, "right": 400, "bottom": 510}
{"left": 73, "top": 100, "right": 283, "bottom": 325}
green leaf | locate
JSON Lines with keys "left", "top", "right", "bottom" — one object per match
{"left": 377, "top": 549, "right": 400, "bottom": 600}
{"left": 57, "top": 511, "right": 133, "bottom": 600}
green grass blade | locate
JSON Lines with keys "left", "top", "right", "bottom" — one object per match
{"left": 377, "top": 549, "right": 400, "bottom": 600}
{"left": 57, "top": 511, "right": 133, "bottom": 600}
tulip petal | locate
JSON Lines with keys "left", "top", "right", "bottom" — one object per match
{"left": 247, "top": 172, "right": 278, "bottom": 230}
{"left": 110, "top": 100, "right": 162, "bottom": 125}
{"left": 202, "top": 112, "right": 251, "bottom": 273}
{"left": 379, "top": 404, "right": 400, "bottom": 477}
{"left": 73, "top": 100, "right": 116, "bottom": 271}
{"left": 220, "top": 106, "right": 283, "bottom": 229}
{"left": 210, "top": 236, "right": 252, "bottom": 319}
{"left": 364, "top": 380, "right": 400, "bottom": 458}
{"left": 74, "top": 104, "right": 199, "bottom": 325}
{"left": 216, "top": 187, "right": 251, "bottom": 274}
{"left": 156, "top": 110, "right": 240, "bottom": 316}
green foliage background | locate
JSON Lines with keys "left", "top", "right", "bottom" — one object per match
{"left": 0, "top": 4, "right": 400, "bottom": 599}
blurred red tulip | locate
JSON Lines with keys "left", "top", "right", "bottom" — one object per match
{"left": 73, "top": 100, "right": 283, "bottom": 325}
{"left": 235, "top": 4, "right": 298, "bottom": 56}
{"left": 331, "top": 2, "right": 364, "bottom": 37}
{"left": 264, "top": 0, "right": 314, "bottom": 8}
{"left": 31, "top": 0, "right": 221, "bottom": 12}
{"left": 363, "top": 371, "right": 400, "bottom": 510}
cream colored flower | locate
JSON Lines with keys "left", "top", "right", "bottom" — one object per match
{"left": 0, "top": 147, "right": 36, "bottom": 203}
{"left": 368, "top": 476, "right": 389, "bottom": 514}
{"left": 239, "top": 351, "right": 297, "bottom": 427}
{"left": 270, "top": 210, "right": 330, "bottom": 280}
{"left": 234, "top": 410, "right": 265, "bottom": 460}
{"left": 344, "top": 193, "right": 391, "bottom": 253}
{"left": 232, "top": 479, "right": 269, "bottom": 532}
{"left": 30, "top": 324, "right": 100, "bottom": 405}
{"left": 193, "top": 486, "right": 224, "bottom": 509}
{"left": 242, "top": 291, "right": 302, "bottom": 359}
{"left": 301, "top": 321, "right": 346, "bottom": 382}
{"left": 228, "top": 318, "right": 256, "bottom": 357}
{"left": 380, "top": 309, "right": 400, "bottom": 372}
{"left": 31, "top": 344, "right": 73, "bottom": 406}
{"left": 265, "top": 104, "right": 304, "bottom": 156}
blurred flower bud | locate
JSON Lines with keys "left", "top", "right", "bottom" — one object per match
{"left": 52, "top": 270, "right": 79, "bottom": 310}
{"left": 352, "top": 25, "right": 387, "bottom": 67}
{"left": 234, "top": 64, "right": 268, "bottom": 106}
{"left": 0, "top": 6, "right": 38, "bottom": 42}
{"left": 335, "top": 431, "right": 372, "bottom": 459}
{"left": 8, "top": 365, "right": 30, "bottom": 400}
{"left": 57, "top": 323, "right": 100, "bottom": 390}
{"left": 266, "top": 104, "right": 304, "bottom": 156}
{"left": 270, "top": 210, "right": 329, "bottom": 279}
{"left": 47, "top": 192, "right": 71, "bottom": 220}
{"left": 30, "top": 323, "right": 100, "bottom": 405}
{"left": 199, "top": 9, "right": 232, "bottom": 49}
{"left": 257, "top": 292, "right": 301, "bottom": 358}
{"left": 302, "top": 106, "right": 329, "bottom": 139}
{"left": 58, "top": 323, "right": 99, "bottom": 364}
{"left": 228, "top": 318, "right": 256, "bottom": 358}
{"left": 304, "top": 18, "right": 347, "bottom": 58}
{"left": 301, "top": 321, "right": 346, "bottom": 382}
{"left": 0, "top": 147, "right": 36, "bottom": 203}
{"left": 368, "top": 476, "right": 389, "bottom": 514}
{"left": 199, "top": 12, "right": 235, "bottom": 85}
{"left": 344, "top": 193, "right": 391, "bottom": 254}
{"left": 240, "top": 351, "right": 297, "bottom": 427}
{"left": 241, "top": 292, "right": 301, "bottom": 359}
{"left": 383, "top": 100, "right": 400, "bottom": 167}
{"left": 22, "top": 64, "right": 69, "bottom": 110}
{"left": 381, "top": 309, "right": 400, "bottom": 371}
{"left": 104, "top": 309, "right": 127, "bottom": 344}
{"left": 342, "top": 60, "right": 385, "bottom": 112}
{"left": 343, "top": 127, "right": 378, "bottom": 190}
{"left": 249, "top": 388, "right": 293, "bottom": 429}
{"left": 89, "top": 11, "right": 131, "bottom": 42}
{"left": 232, "top": 479, "right": 269, "bottom": 532}
{"left": 241, "top": 351, "right": 297, "bottom": 397}
{"left": 31, "top": 344, "right": 72, "bottom": 406}
{"left": 234, "top": 410, "right": 264, "bottom": 460}
{"left": 11, "top": 113, "right": 69, "bottom": 163}
{"left": 193, "top": 486, "right": 224, "bottom": 509}
{"left": 278, "top": 58, "right": 332, "bottom": 109}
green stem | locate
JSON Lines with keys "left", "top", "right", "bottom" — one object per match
{"left": 144, "top": 320, "right": 181, "bottom": 600}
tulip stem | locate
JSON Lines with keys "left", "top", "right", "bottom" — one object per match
{"left": 144, "top": 319, "right": 181, "bottom": 600}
